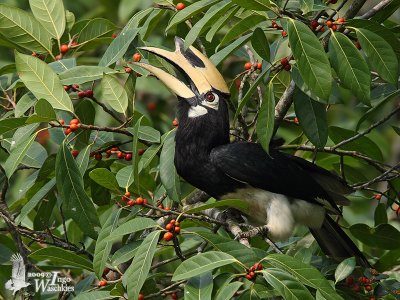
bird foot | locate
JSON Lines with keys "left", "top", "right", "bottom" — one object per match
{"left": 235, "top": 225, "right": 269, "bottom": 240}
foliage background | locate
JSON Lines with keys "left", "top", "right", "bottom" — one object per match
{"left": 0, "top": 0, "right": 399, "bottom": 299}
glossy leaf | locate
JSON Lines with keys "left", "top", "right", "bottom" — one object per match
{"left": 0, "top": 117, "right": 28, "bottom": 135}
{"left": 185, "top": 272, "right": 213, "bottom": 300}
{"left": 59, "top": 66, "right": 117, "bottom": 85}
{"left": 267, "top": 254, "right": 343, "bottom": 300}
{"left": 288, "top": 19, "right": 332, "bottom": 101}
{"left": 334, "top": 257, "right": 356, "bottom": 283}
{"left": 329, "top": 31, "right": 370, "bottom": 105}
{"left": 252, "top": 27, "right": 270, "bottom": 62}
{"left": 294, "top": 88, "right": 328, "bottom": 147}
{"left": 123, "top": 230, "right": 160, "bottom": 299}
{"left": 93, "top": 208, "right": 122, "bottom": 278}
{"left": 206, "top": 7, "right": 239, "bottom": 42}
{"left": 257, "top": 82, "right": 275, "bottom": 153}
{"left": 106, "top": 217, "right": 157, "bottom": 241}
{"left": 101, "top": 74, "right": 128, "bottom": 114}
{"left": 116, "top": 166, "right": 134, "bottom": 189}
{"left": 172, "top": 251, "right": 237, "bottom": 281}
{"left": 160, "top": 130, "right": 180, "bottom": 202}
{"left": 0, "top": 4, "right": 52, "bottom": 53}
{"left": 127, "top": 117, "right": 143, "bottom": 192}
{"left": 29, "top": 0, "right": 65, "bottom": 39}
{"left": 26, "top": 98, "right": 56, "bottom": 124}
{"left": 300, "top": 0, "right": 314, "bottom": 14}
{"left": 354, "top": 28, "right": 398, "bottom": 84}
{"left": 374, "top": 203, "right": 388, "bottom": 226}
{"left": 29, "top": 246, "right": 93, "bottom": 271}
{"left": 262, "top": 269, "right": 314, "bottom": 300}
{"left": 15, "top": 94, "right": 36, "bottom": 117}
{"left": 55, "top": 142, "right": 99, "bottom": 238}
{"left": 215, "top": 281, "right": 243, "bottom": 300}
{"left": 231, "top": 0, "right": 272, "bottom": 10}
{"left": 211, "top": 33, "right": 252, "bottom": 66}
{"left": 73, "top": 291, "right": 114, "bottom": 300}
{"left": 76, "top": 145, "right": 92, "bottom": 176}
{"left": 15, "top": 52, "right": 73, "bottom": 112}
{"left": 350, "top": 223, "right": 400, "bottom": 250}
{"left": 138, "top": 126, "right": 160, "bottom": 143}
{"left": 111, "top": 242, "right": 141, "bottom": 265}
{"left": 75, "top": 18, "right": 116, "bottom": 45}
{"left": 219, "top": 15, "right": 265, "bottom": 47}
{"left": 89, "top": 168, "right": 120, "bottom": 192}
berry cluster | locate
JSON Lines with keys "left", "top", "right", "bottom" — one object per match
{"left": 246, "top": 262, "right": 263, "bottom": 281}
{"left": 280, "top": 57, "right": 291, "bottom": 71}
{"left": 64, "top": 84, "right": 94, "bottom": 99}
{"left": 310, "top": 17, "right": 345, "bottom": 32}
{"left": 63, "top": 118, "right": 80, "bottom": 135}
{"left": 346, "top": 274, "right": 379, "bottom": 298}
{"left": 122, "top": 192, "right": 149, "bottom": 207}
{"left": 244, "top": 62, "right": 262, "bottom": 71}
{"left": 163, "top": 219, "right": 180, "bottom": 241}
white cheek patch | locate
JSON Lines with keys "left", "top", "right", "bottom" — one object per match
{"left": 188, "top": 105, "right": 208, "bottom": 118}
{"left": 201, "top": 100, "right": 219, "bottom": 110}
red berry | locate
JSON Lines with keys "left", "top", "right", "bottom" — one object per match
{"left": 176, "top": 2, "right": 185, "bottom": 10}
{"left": 135, "top": 197, "right": 144, "bottom": 205}
{"left": 143, "top": 199, "right": 148, "bottom": 204}
{"left": 78, "top": 91, "right": 86, "bottom": 98}
{"left": 272, "top": 21, "right": 278, "bottom": 28}
{"left": 125, "top": 191, "right": 131, "bottom": 197}
{"left": 133, "top": 53, "right": 142, "bottom": 62}
{"left": 337, "top": 17, "right": 345, "bottom": 23}
{"left": 319, "top": 26, "right": 325, "bottom": 32}
{"left": 125, "top": 153, "right": 132, "bottom": 161}
{"left": 310, "top": 20, "right": 318, "bottom": 29}
{"left": 59, "top": 119, "right": 65, "bottom": 125}
{"left": 164, "top": 207, "right": 171, "bottom": 211}
{"left": 174, "top": 221, "right": 180, "bottom": 226}
{"left": 55, "top": 54, "right": 62, "bottom": 60}
{"left": 163, "top": 232, "right": 174, "bottom": 241}
{"left": 281, "top": 31, "right": 288, "bottom": 37}
{"left": 70, "top": 123, "right": 79, "bottom": 131}
{"left": 102, "top": 267, "right": 110, "bottom": 277}
{"left": 170, "top": 219, "right": 176, "bottom": 225}
{"left": 326, "top": 20, "right": 333, "bottom": 28}
{"left": 138, "top": 294, "right": 145, "bottom": 300}
{"left": 330, "top": 0, "right": 337, "bottom": 3}
{"left": 147, "top": 102, "right": 157, "bottom": 111}
{"left": 352, "top": 284, "right": 360, "bottom": 293}
{"left": 60, "top": 44, "right": 69, "bottom": 54}
{"left": 244, "top": 62, "right": 252, "bottom": 70}
{"left": 284, "top": 64, "right": 291, "bottom": 71}
{"left": 71, "top": 41, "right": 78, "bottom": 47}
{"left": 125, "top": 67, "right": 132, "bottom": 73}
{"left": 95, "top": 153, "right": 102, "bottom": 161}
{"left": 332, "top": 25, "right": 337, "bottom": 31}
{"left": 70, "top": 118, "right": 79, "bottom": 125}
{"left": 374, "top": 194, "right": 382, "bottom": 200}
{"left": 246, "top": 274, "right": 253, "bottom": 280}
{"left": 118, "top": 152, "right": 125, "bottom": 159}
{"left": 72, "top": 84, "right": 79, "bottom": 91}
{"left": 166, "top": 223, "right": 173, "bottom": 231}
{"left": 138, "top": 149, "right": 145, "bottom": 156}
{"left": 171, "top": 292, "right": 178, "bottom": 300}
{"left": 127, "top": 200, "right": 135, "bottom": 206}
{"left": 172, "top": 118, "right": 179, "bottom": 127}
{"left": 256, "top": 63, "right": 262, "bottom": 70}
{"left": 64, "top": 85, "right": 71, "bottom": 91}
{"left": 111, "top": 147, "right": 118, "bottom": 151}
{"left": 346, "top": 276, "right": 354, "bottom": 286}
{"left": 174, "top": 226, "right": 181, "bottom": 234}
{"left": 257, "top": 263, "right": 263, "bottom": 270}
{"left": 71, "top": 150, "right": 79, "bottom": 158}
{"left": 370, "top": 297, "right": 375, "bottom": 300}
{"left": 98, "top": 280, "right": 107, "bottom": 287}
{"left": 85, "top": 89, "right": 93, "bottom": 98}
{"left": 64, "top": 128, "right": 72, "bottom": 135}
{"left": 112, "top": 33, "right": 117, "bottom": 39}
{"left": 355, "top": 40, "right": 361, "bottom": 49}
{"left": 280, "top": 57, "right": 289, "bottom": 66}
{"left": 32, "top": 52, "right": 37, "bottom": 57}
{"left": 365, "top": 285, "right": 372, "bottom": 292}
{"left": 294, "top": 117, "right": 299, "bottom": 124}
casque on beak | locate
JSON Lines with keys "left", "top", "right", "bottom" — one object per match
{"left": 135, "top": 37, "right": 229, "bottom": 99}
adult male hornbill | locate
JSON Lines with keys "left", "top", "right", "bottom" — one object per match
{"left": 136, "top": 37, "right": 369, "bottom": 266}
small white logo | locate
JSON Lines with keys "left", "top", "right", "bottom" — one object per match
{"left": 5, "top": 253, "right": 30, "bottom": 295}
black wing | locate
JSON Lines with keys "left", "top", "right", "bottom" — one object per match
{"left": 210, "top": 142, "right": 345, "bottom": 213}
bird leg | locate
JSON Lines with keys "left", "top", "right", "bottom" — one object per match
{"left": 234, "top": 225, "right": 269, "bottom": 239}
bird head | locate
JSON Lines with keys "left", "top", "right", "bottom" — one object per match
{"left": 135, "top": 37, "right": 230, "bottom": 122}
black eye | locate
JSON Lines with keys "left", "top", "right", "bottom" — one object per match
{"left": 205, "top": 92, "right": 215, "bottom": 102}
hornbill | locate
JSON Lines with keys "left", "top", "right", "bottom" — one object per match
{"left": 136, "top": 37, "right": 369, "bottom": 266}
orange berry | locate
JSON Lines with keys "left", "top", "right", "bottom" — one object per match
{"left": 281, "top": 31, "right": 288, "bottom": 37}
{"left": 135, "top": 197, "right": 144, "bottom": 205}
{"left": 125, "top": 67, "right": 132, "bottom": 73}
{"left": 59, "top": 119, "right": 65, "bottom": 125}
{"left": 174, "top": 221, "right": 180, "bottom": 226}
{"left": 374, "top": 194, "right": 382, "bottom": 200}
{"left": 166, "top": 223, "right": 173, "bottom": 231}
{"left": 174, "top": 226, "right": 180, "bottom": 234}
{"left": 172, "top": 118, "right": 179, "bottom": 127}
{"left": 244, "top": 62, "right": 252, "bottom": 70}
{"left": 332, "top": 25, "right": 337, "bottom": 31}
{"left": 170, "top": 219, "right": 176, "bottom": 225}
{"left": 337, "top": 17, "right": 345, "bottom": 23}
{"left": 117, "top": 152, "right": 125, "bottom": 159}
{"left": 98, "top": 280, "right": 107, "bottom": 287}
{"left": 64, "top": 128, "right": 72, "bottom": 135}
{"left": 124, "top": 191, "right": 131, "bottom": 198}
{"left": 64, "top": 85, "right": 71, "bottom": 91}
{"left": 138, "top": 149, "right": 145, "bottom": 156}
{"left": 163, "top": 232, "right": 174, "bottom": 241}
{"left": 112, "top": 33, "right": 117, "bottom": 39}
{"left": 294, "top": 117, "right": 299, "bottom": 124}
{"left": 256, "top": 63, "right": 262, "bottom": 70}
{"left": 127, "top": 200, "right": 135, "bottom": 206}
{"left": 70, "top": 118, "right": 79, "bottom": 125}
{"left": 111, "top": 147, "right": 118, "bottom": 151}
{"left": 326, "top": 20, "right": 333, "bottom": 28}
{"left": 319, "top": 26, "right": 325, "bottom": 32}
{"left": 60, "top": 44, "right": 69, "bottom": 54}
{"left": 176, "top": 2, "right": 185, "bottom": 10}
{"left": 164, "top": 207, "right": 171, "bottom": 211}
{"left": 133, "top": 53, "right": 141, "bottom": 62}
{"left": 70, "top": 123, "right": 79, "bottom": 131}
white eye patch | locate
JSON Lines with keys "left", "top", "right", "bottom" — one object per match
{"left": 187, "top": 92, "right": 219, "bottom": 118}
{"left": 188, "top": 105, "right": 208, "bottom": 118}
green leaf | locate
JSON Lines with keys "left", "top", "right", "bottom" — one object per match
{"left": 15, "top": 94, "right": 36, "bottom": 117}
{"left": 0, "top": 4, "right": 52, "bottom": 53}
{"left": 160, "top": 130, "right": 180, "bottom": 202}
{"left": 26, "top": 98, "right": 56, "bottom": 124}
{"left": 172, "top": 251, "right": 237, "bottom": 281}
{"left": 138, "top": 143, "right": 163, "bottom": 173}
{"left": 206, "top": 7, "right": 239, "bottom": 42}
{"left": 93, "top": 208, "right": 122, "bottom": 278}
{"left": 99, "top": 28, "right": 140, "bottom": 67}
{"left": 350, "top": 223, "right": 400, "bottom": 250}
{"left": 374, "top": 203, "right": 388, "bottom": 226}
{"left": 15, "top": 178, "right": 56, "bottom": 225}
{"left": 4, "top": 132, "right": 37, "bottom": 178}
{"left": 101, "top": 74, "right": 128, "bottom": 114}
{"left": 89, "top": 168, "right": 120, "bottom": 192}
{"left": 127, "top": 117, "right": 143, "bottom": 192}
{"left": 106, "top": 217, "right": 157, "bottom": 241}
{"left": 251, "top": 27, "right": 270, "bottom": 62}
{"left": 267, "top": 254, "right": 343, "bottom": 300}
{"left": 49, "top": 58, "right": 76, "bottom": 74}
{"left": 29, "top": 246, "right": 93, "bottom": 271}
{"left": 257, "top": 82, "right": 275, "bottom": 153}
{"left": 219, "top": 15, "right": 266, "bottom": 47}
{"left": 111, "top": 241, "right": 141, "bottom": 265}
{"left": 56, "top": 142, "right": 100, "bottom": 239}
{"left": 15, "top": 52, "right": 73, "bottom": 112}
{"left": 166, "top": 0, "right": 219, "bottom": 32}
{"left": 138, "top": 126, "right": 160, "bottom": 143}
{"left": 184, "top": 1, "right": 232, "bottom": 49}
{"left": 76, "top": 145, "right": 92, "bottom": 176}
{"left": 288, "top": 19, "right": 332, "bottom": 101}
{"left": 73, "top": 291, "right": 115, "bottom": 300}
{"left": 300, "top": 0, "right": 314, "bottom": 14}
{"left": 215, "top": 281, "right": 243, "bottom": 300}
{"left": 329, "top": 32, "right": 370, "bottom": 105}
{"left": 353, "top": 28, "right": 399, "bottom": 84}
{"left": 75, "top": 100, "right": 95, "bottom": 147}
{"left": 210, "top": 33, "right": 252, "bottom": 66}
{"left": 392, "top": 126, "right": 400, "bottom": 136}
{"left": 334, "top": 257, "right": 356, "bottom": 283}
{"left": 59, "top": 66, "right": 117, "bottom": 85}
{"left": 184, "top": 199, "right": 248, "bottom": 214}
{"left": 123, "top": 230, "right": 160, "bottom": 299}
{"left": 231, "top": 0, "right": 272, "bottom": 11}
{"left": 262, "top": 269, "right": 314, "bottom": 300}
{"left": 294, "top": 88, "right": 328, "bottom": 148}
{"left": 116, "top": 166, "right": 134, "bottom": 189}
{"left": 29, "top": 0, "right": 65, "bottom": 39}
{"left": 185, "top": 272, "right": 214, "bottom": 300}
{"left": 75, "top": 18, "right": 116, "bottom": 45}
{"left": 0, "top": 117, "right": 28, "bottom": 135}
{"left": 329, "top": 126, "right": 383, "bottom": 161}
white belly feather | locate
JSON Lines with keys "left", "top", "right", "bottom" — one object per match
{"left": 222, "top": 187, "right": 326, "bottom": 241}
